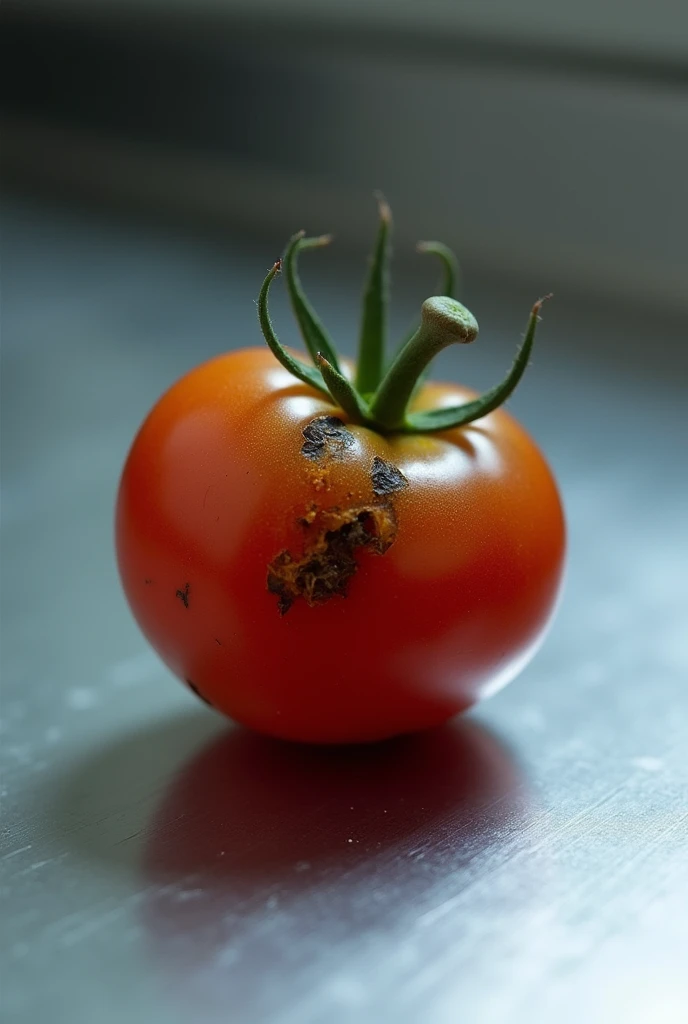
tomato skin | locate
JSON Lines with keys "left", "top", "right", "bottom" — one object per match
{"left": 116, "top": 347, "right": 565, "bottom": 743}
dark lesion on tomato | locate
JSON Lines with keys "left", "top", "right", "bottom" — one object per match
{"left": 185, "top": 678, "right": 213, "bottom": 707}
{"left": 371, "top": 456, "right": 408, "bottom": 496}
{"left": 176, "top": 583, "right": 190, "bottom": 608}
{"left": 301, "top": 416, "right": 355, "bottom": 462}
{"left": 267, "top": 504, "right": 397, "bottom": 614}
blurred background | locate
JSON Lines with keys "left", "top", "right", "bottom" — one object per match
{"left": 2, "top": 3, "right": 687, "bottom": 1024}
{"left": 3, "top": 0, "right": 688, "bottom": 307}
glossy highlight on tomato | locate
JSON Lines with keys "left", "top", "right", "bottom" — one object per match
{"left": 116, "top": 202, "right": 565, "bottom": 743}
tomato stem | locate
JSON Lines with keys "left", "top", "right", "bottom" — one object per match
{"left": 354, "top": 194, "right": 391, "bottom": 395}
{"left": 399, "top": 297, "right": 551, "bottom": 432}
{"left": 392, "top": 240, "right": 462, "bottom": 403}
{"left": 369, "top": 297, "right": 479, "bottom": 429}
{"left": 256, "top": 202, "right": 550, "bottom": 434}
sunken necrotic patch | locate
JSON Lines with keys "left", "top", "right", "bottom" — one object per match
{"left": 371, "top": 456, "right": 408, "bottom": 496}
{"left": 301, "top": 416, "right": 355, "bottom": 462}
{"left": 267, "top": 504, "right": 397, "bottom": 615}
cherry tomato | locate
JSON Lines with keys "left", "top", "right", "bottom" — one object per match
{"left": 116, "top": 206, "right": 565, "bottom": 743}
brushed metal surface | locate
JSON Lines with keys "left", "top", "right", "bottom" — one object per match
{"left": 2, "top": 199, "right": 687, "bottom": 1024}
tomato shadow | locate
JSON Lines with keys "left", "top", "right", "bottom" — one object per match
{"left": 53, "top": 710, "right": 528, "bottom": 885}
{"left": 53, "top": 710, "right": 533, "bottom": 1015}
{"left": 136, "top": 716, "right": 533, "bottom": 1016}
{"left": 142, "top": 715, "right": 530, "bottom": 917}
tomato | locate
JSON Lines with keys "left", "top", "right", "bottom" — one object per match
{"left": 116, "top": 205, "right": 565, "bottom": 743}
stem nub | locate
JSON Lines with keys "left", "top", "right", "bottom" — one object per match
{"left": 369, "top": 297, "right": 479, "bottom": 430}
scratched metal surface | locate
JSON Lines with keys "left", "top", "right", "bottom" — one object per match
{"left": 2, "top": 198, "right": 687, "bottom": 1024}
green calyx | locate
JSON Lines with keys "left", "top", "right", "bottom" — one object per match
{"left": 257, "top": 198, "right": 550, "bottom": 434}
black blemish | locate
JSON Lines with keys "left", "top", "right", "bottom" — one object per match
{"left": 144, "top": 578, "right": 153, "bottom": 585}
{"left": 371, "top": 456, "right": 408, "bottom": 496}
{"left": 214, "top": 638, "right": 223, "bottom": 646}
{"left": 185, "top": 678, "right": 213, "bottom": 707}
{"left": 176, "top": 583, "right": 190, "bottom": 608}
{"left": 301, "top": 416, "right": 355, "bottom": 462}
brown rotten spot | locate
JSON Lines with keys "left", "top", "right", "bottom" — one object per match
{"left": 267, "top": 504, "right": 397, "bottom": 614}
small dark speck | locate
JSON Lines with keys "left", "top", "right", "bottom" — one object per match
{"left": 144, "top": 578, "right": 153, "bottom": 585}
{"left": 214, "top": 638, "right": 223, "bottom": 646}
{"left": 176, "top": 583, "right": 190, "bottom": 608}
{"left": 185, "top": 679, "right": 213, "bottom": 708}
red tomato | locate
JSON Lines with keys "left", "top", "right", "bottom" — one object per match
{"left": 116, "top": 346, "right": 564, "bottom": 743}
